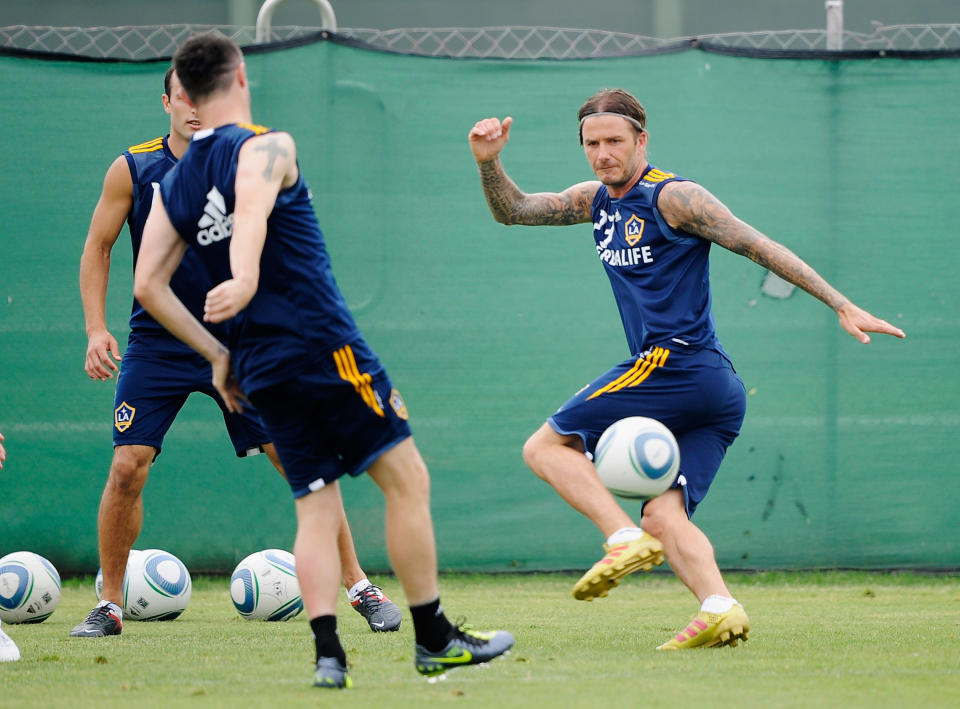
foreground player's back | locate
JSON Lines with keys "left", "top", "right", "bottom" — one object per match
{"left": 160, "top": 123, "right": 360, "bottom": 390}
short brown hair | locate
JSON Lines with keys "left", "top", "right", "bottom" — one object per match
{"left": 577, "top": 89, "right": 646, "bottom": 145}
{"left": 172, "top": 31, "right": 243, "bottom": 103}
{"left": 163, "top": 65, "right": 174, "bottom": 97}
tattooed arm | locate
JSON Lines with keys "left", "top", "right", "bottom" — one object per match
{"left": 203, "top": 132, "right": 298, "bottom": 325}
{"left": 657, "top": 180, "right": 905, "bottom": 343}
{"left": 469, "top": 116, "right": 598, "bottom": 225}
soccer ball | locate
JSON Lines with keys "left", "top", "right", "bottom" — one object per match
{"left": 594, "top": 416, "right": 680, "bottom": 499}
{"left": 123, "top": 549, "right": 192, "bottom": 621}
{"left": 0, "top": 551, "right": 62, "bottom": 624}
{"left": 230, "top": 549, "right": 303, "bottom": 621}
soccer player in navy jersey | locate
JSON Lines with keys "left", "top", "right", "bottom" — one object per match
{"left": 469, "top": 89, "right": 905, "bottom": 649}
{"left": 72, "top": 66, "right": 401, "bottom": 639}
{"left": 133, "top": 32, "right": 513, "bottom": 688}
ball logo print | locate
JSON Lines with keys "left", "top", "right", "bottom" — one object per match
{"left": 0, "top": 551, "right": 62, "bottom": 624}
{"left": 144, "top": 552, "right": 190, "bottom": 597}
{"left": 230, "top": 549, "right": 303, "bottom": 621}
{"left": 231, "top": 565, "right": 258, "bottom": 616}
{"left": 594, "top": 416, "right": 680, "bottom": 499}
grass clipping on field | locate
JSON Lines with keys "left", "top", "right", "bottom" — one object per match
{"left": 3, "top": 571, "right": 958, "bottom": 708}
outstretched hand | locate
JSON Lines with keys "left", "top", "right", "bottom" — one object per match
{"left": 469, "top": 116, "right": 513, "bottom": 163}
{"left": 837, "top": 302, "right": 906, "bottom": 344}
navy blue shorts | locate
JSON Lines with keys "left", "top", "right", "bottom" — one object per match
{"left": 247, "top": 338, "right": 413, "bottom": 499}
{"left": 113, "top": 348, "right": 270, "bottom": 457}
{"left": 548, "top": 345, "right": 746, "bottom": 517}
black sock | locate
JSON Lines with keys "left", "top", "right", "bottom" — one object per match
{"left": 410, "top": 597, "right": 455, "bottom": 651}
{"left": 309, "top": 615, "right": 346, "bottom": 666}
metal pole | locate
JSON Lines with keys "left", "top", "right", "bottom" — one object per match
{"left": 229, "top": 0, "right": 257, "bottom": 26}
{"left": 651, "top": 0, "right": 684, "bottom": 39}
{"left": 826, "top": 0, "right": 843, "bottom": 50}
{"left": 825, "top": 0, "right": 844, "bottom": 545}
{"left": 256, "top": 0, "right": 338, "bottom": 43}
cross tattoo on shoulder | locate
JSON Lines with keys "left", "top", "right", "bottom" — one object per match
{"left": 254, "top": 137, "right": 289, "bottom": 180}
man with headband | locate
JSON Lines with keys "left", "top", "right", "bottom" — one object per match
{"left": 468, "top": 88, "right": 904, "bottom": 650}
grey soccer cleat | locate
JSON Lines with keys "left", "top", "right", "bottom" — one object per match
{"left": 351, "top": 585, "right": 402, "bottom": 632}
{"left": 414, "top": 624, "right": 514, "bottom": 679}
{"left": 69, "top": 603, "right": 123, "bottom": 637}
{"left": 313, "top": 656, "right": 353, "bottom": 689}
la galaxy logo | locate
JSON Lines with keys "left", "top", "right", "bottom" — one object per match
{"left": 624, "top": 214, "right": 645, "bottom": 246}
{"left": 115, "top": 402, "right": 135, "bottom": 433}
{"left": 389, "top": 389, "right": 409, "bottom": 420}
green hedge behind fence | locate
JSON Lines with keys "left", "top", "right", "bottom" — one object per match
{"left": 1, "top": 39, "right": 957, "bottom": 574}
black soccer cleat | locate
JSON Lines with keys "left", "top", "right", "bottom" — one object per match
{"left": 69, "top": 603, "right": 123, "bottom": 637}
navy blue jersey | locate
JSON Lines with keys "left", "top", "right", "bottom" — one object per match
{"left": 123, "top": 136, "right": 224, "bottom": 353}
{"left": 592, "top": 165, "right": 726, "bottom": 357}
{"left": 159, "top": 123, "right": 361, "bottom": 394}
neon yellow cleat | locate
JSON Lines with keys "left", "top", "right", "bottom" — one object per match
{"left": 572, "top": 534, "right": 664, "bottom": 601}
{"left": 415, "top": 625, "right": 514, "bottom": 679}
{"left": 656, "top": 604, "right": 750, "bottom": 650}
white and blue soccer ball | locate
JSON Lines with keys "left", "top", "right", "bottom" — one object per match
{"left": 115, "top": 549, "right": 192, "bottom": 621}
{"left": 230, "top": 549, "right": 303, "bottom": 621}
{"left": 0, "top": 551, "right": 62, "bottom": 624}
{"left": 594, "top": 416, "right": 680, "bottom": 499}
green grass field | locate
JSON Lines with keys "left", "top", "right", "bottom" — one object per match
{"left": 2, "top": 571, "right": 959, "bottom": 708}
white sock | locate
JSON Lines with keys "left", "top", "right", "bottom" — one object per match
{"left": 605, "top": 527, "right": 645, "bottom": 546}
{"left": 346, "top": 579, "right": 372, "bottom": 602}
{"left": 98, "top": 598, "right": 123, "bottom": 621}
{"left": 701, "top": 594, "right": 737, "bottom": 614}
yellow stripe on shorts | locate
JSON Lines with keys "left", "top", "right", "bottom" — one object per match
{"left": 586, "top": 347, "right": 670, "bottom": 400}
{"left": 333, "top": 345, "right": 385, "bottom": 417}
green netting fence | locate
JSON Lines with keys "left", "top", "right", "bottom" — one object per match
{"left": 1, "top": 36, "right": 957, "bottom": 574}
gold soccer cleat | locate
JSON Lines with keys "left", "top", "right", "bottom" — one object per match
{"left": 572, "top": 534, "right": 664, "bottom": 601}
{"left": 656, "top": 603, "right": 750, "bottom": 650}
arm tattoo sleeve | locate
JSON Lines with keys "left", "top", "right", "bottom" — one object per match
{"left": 477, "top": 159, "right": 594, "bottom": 226}
{"left": 662, "top": 183, "right": 848, "bottom": 310}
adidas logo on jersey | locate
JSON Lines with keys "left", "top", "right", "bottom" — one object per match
{"left": 196, "top": 186, "right": 234, "bottom": 246}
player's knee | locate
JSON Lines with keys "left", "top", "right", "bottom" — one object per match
{"left": 107, "top": 447, "right": 152, "bottom": 495}
{"left": 372, "top": 441, "right": 430, "bottom": 500}
{"left": 640, "top": 493, "right": 685, "bottom": 539}
{"left": 399, "top": 455, "right": 430, "bottom": 498}
{"left": 640, "top": 508, "right": 667, "bottom": 539}
{"left": 521, "top": 434, "right": 544, "bottom": 473}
